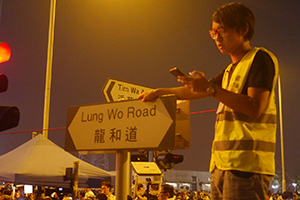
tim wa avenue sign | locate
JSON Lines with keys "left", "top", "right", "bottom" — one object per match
{"left": 65, "top": 95, "right": 180, "bottom": 151}
{"left": 102, "top": 78, "right": 153, "bottom": 102}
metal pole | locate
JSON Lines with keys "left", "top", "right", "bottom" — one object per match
{"left": 43, "top": 0, "right": 57, "bottom": 138}
{"left": 278, "top": 75, "right": 286, "bottom": 191}
{"left": 0, "top": 0, "right": 2, "bottom": 26}
{"left": 73, "top": 161, "right": 79, "bottom": 199}
{"left": 115, "top": 150, "right": 131, "bottom": 200}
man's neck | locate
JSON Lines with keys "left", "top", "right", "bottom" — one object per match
{"left": 230, "top": 42, "right": 252, "bottom": 64}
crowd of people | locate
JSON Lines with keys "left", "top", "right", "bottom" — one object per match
{"left": 1, "top": 180, "right": 300, "bottom": 200}
{"left": 136, "top": 184, "right": 300, "bottom": 200}
{"left": 266, "top": 190, "right": 300, "bottom": 200}
{"left": 0, "top": 181, "right": 115, "bottom": 200}
{"left": 132, "top": 181, "right": 210, "bottom": 200}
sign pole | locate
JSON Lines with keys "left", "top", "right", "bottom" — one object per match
{"left": 115, "top": 150, "right": 131, "bottom": 200}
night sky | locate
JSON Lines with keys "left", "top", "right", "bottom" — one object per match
{"left": 0, "top": 0, "right": 300, "bottom": 185}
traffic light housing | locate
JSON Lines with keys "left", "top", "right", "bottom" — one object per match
{"left": 155, "top": 153, "right": 184, "bottom": 170}
{"left": 131, "top": 154, "right": 148, "bottom": 162}
{"left": 0, "top": 42, "right": 20, "bottom": 132}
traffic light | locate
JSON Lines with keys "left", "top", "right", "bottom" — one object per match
{"left": 0, "top": 42, "right": 20, "bottom": 132}
{"left": 0, "top": 42, "right": 11, "bottom": 63}
{"left": 131, "top": 154, "right": 148, "bottom": 162}
{"left": 155, "top": 153, "right": 184, "bottom": 170}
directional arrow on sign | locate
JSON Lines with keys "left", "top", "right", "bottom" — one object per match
{"left": 65, "top": 95, "right": 176, "bottom": 151}
{"left": 102, "top": 78, "right": 154, "bottom": 102}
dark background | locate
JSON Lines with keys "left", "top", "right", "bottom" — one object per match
{"left": 0, "top": 0, "right": 299, "bottom": 183}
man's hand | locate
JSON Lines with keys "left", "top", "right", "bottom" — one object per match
{"left": 177, "top": 70, "right": 209, "bottom": 93}
{"left": 138, "top": 90, "right": 158, "bottom": 102}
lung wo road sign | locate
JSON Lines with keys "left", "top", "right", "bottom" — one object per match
{"left": 65, "top": 95, "right": 176, "bottom": 151}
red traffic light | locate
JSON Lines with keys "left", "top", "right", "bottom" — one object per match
{"left": 0, "top": 42, "right": 11, "bottom": 64}
{"left": 155, "top": 153, "right": 184, "bottom": 170}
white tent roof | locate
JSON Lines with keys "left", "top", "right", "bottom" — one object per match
{"left": 0, "top": 134, "right": 112, "bottom": 188}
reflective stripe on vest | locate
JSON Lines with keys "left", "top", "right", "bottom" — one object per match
{"left": 213, "top": 140, "right": 275, "bottom": 152}
{"left": 216, "top": 111, "right": 276, "bottom": 124}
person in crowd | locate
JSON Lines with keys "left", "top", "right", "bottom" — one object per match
{"left": 179, "top": 189, "right": 188, "bottom": 200}
{"left": 96, "top": 194, "right": 107, "bottom": 200}
{"left": 148, "top": 184, "right": 159, "bottom": 200}
{"left": 16, "top": 186, "right": 26, "bottom": 200}
{"left": 158, "top": 184, "right": 174, "bottom": 200}
{"left": 187, "top": 191, "right": 193, "bottom": 200}
{"left": 26, "top": 190, "right": 38, "bottom": 200}
{"left": 294, "top": 192, "right": 300, "bottom": 200}
{"left": 266, "top": 190, "right": 273, "bottom": 200}
{"left": 0, "top": 195, "right": 13, "bottom": 200}
{"left": 202, "top": 193, "right": 210, "bottom": 200}
{"left": 277, "top": 193, "right": 283, "bottom": 200}
{"left": 192, "top": 191, "right": 199, "bottom": 200}
{"left": 282, "top": 190, "right": 293, "bottom": 200}
{"left": 84, "top": 188, "right": 95, "bottom": 200}
{"left": 78, "top": 190, "right": 86, "bottom": 200}
{"left": 198, "top": 191, "right": 204, "bottom": 200}
{"left": 1, "top": 190, "right": 11, "bottom": 197}
{"left": 132, "top": 180, "right": 136, "bottom": 197}
{"left": 43, "top": 197, "right": 53, "bottom": 200}
{"left": 136, "top": 184, "right": 147, "bottom": 200}
{"left": 139, "top": 2, "right": 279, "bottom": 200}
{"left": 62, "top": 196, "right": 71, "bottom": 200}
{"left": 100, "top": 181, "right": 115, "bottom": 200}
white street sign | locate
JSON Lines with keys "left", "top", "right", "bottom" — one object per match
{"left": 102, "top": 78, "right": 153, "bottom": 102}
{"left": 65, "top": 95, "right": 176, "bottom": 151}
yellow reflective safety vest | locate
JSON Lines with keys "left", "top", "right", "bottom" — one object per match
{"left": 209, "top": 47, "right": 279, "bottom": 175}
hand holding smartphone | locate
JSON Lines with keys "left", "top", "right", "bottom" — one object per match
{"left": 169, "top": 67, "right": 186, "bottom": 77}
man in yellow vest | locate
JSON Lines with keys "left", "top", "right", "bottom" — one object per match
{"left": 139, "top": 2, "right": 278, "bottom": 200}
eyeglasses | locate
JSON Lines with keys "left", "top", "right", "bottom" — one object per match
{"left": 209, "top": 27, "right": 227, "bottom": 40}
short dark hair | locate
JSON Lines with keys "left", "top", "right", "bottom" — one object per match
{"left": 3, "top": 189, "right": 12, "bottom": 196}
{"left": 212, "top": 2, "right": 255, "bottom": 41}
{"left": 137, "top": 184, "right": 144, "bottom": 191}
{"left": 96, "top": 194, "right": 107, "bottom": 200}
{"left": 101, "top": 181, "right": 112, "bottom": 189}
{"left": 282, "top": 190, "right": 293, "bottom": 199}
{"left": 161, "top": 184, "right": 174, "bottom": 197}
{"left": 79, "top": 190, "right": 85, "bottom": 197}
{"left": 151, "top": 184, "right": 159, "bottom": 191}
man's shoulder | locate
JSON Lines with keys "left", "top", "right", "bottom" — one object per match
{"left": 109, "top": 195, "right": 115, "bottom": 200}
{"left": 254, "top": 49, "right": 273, "bottom": 60}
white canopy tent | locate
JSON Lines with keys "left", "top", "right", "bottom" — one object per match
{"left": 0, "top": 134, "right": 112, "bottom": 188}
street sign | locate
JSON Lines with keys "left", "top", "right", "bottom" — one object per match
{"left": 65, "top": 95, "right": 177, "bottom": 151}
{"left": 102, "top": 78, "right": 154, "bottom": 102}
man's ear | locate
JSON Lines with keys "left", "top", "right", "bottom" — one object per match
{"left": 240, "top": 24, "right": 249, "bottom": 38}
{"left": 166, "top": 193, "right": 171, "bottom": 198}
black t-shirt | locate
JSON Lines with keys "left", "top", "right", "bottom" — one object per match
{"left": 211, "top": 50, "right": 275, "bottom": 95}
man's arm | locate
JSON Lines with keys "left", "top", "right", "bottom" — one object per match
{"left": 212, "top": 84, "right": 270, "bottom": 119}
{"left": 138, "top": 86, "right": 208, "bottom": 102}
{"left": 177, "top": 70, "right": 271, "bottom": 119}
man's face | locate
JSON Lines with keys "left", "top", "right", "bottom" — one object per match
{"left": 211, "top": 21, "right": 246, "bottom": 55}
{"left": 101, "top": 185, "right": 110, "bottom": 195}
{"left": 157, "top": 188, "right": 168, "bottom": 200}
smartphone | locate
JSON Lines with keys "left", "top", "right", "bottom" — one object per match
{"left": 169, "top": 67, "right": 186, "bottom": 77}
